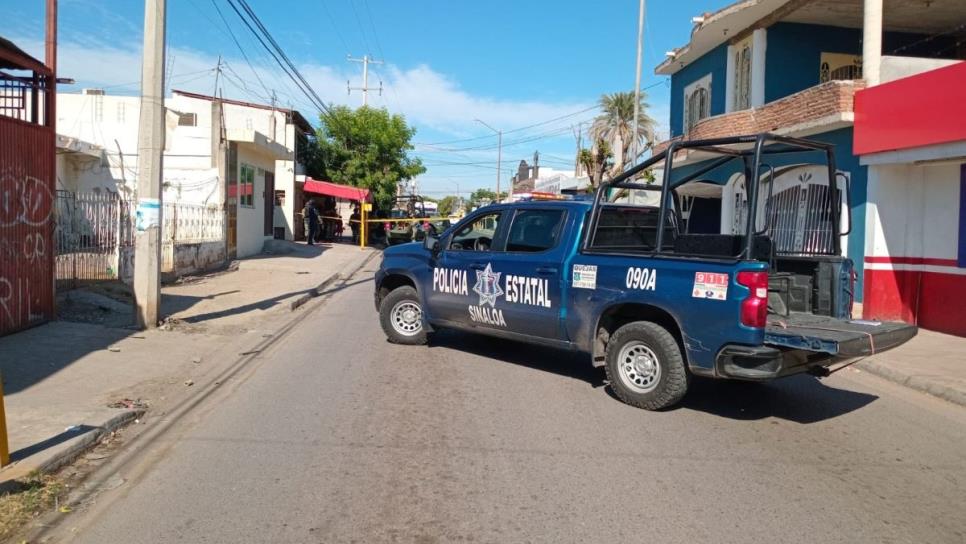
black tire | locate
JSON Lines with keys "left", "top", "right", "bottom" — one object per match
{"left": 604, "top": 321, "right": 689, "bottom": 410}
{"left": 379, "top": 286, "right": 428, "bottom": 345}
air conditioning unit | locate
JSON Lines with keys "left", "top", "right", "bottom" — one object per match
{"left": 82, "top": 88, "right": 105, "bottom": 95}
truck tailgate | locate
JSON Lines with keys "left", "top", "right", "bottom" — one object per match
{"left": 765, "top": 314, "right": 918, "bottom": 357}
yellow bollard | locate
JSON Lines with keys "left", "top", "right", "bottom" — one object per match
{"left": 0, "top": 372, "right": 9, "bottom": 467}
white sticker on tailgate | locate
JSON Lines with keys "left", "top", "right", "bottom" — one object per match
{"left": 693, "top": 272, "right": 728, "bottom": 300}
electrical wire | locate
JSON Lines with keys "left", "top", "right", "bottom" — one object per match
{"left": 319, "top": 0, "right": 352, "bottom": 54}
{"left": 226, "top": 0, "right": 330, "bottom": 115}
{"left": 416, "top": 105, "right": 599, "bottom": 146}
{"left": 349, "top": 0, "right": 374, "bottom": 56}
{"left": 208, "top": 0, "right": 273, "bottom": 101}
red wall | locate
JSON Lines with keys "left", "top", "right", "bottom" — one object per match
{"left": 0, "top": 117, "right": 56, "bottom": 335}
{"left": 854, "top": 62, "right": 966, "bottom": 155}
{"left": 864, "top": 258, "right": 966, "bottom": 337}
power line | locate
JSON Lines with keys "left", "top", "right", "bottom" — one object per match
{"left": 416, "top": 105, "right": 599, "bottom": 146}
{"left": 428, "top": 122, "right": 591, "bottom": 152}
{"left": 193, "top": 0, "right": 306, "bottom": 115}
{"left": 362, "top": 0, "right": 387, "bottom": 64}
{"left": 225, "top": 0, "right": 330, "bottom": 114}
{"left": 230, "top": 0, "right": 322, "bottom": 109}
{"left": 95, "top": 68, "right": 215, "bottom": 91}
{"left": 319, "top": 0, "right": 352, "bottom": 54}
{"left": 348, "top": 0, "right": 374, "bottom": 56}
{"left": 208, "top": 0, "right": 273, "bottom": 101}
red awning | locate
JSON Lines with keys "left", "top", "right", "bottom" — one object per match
{"left": 302, "top": 178, "right": 371, "bottom": 202}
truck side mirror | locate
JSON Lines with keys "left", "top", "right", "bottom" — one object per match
{"left": 836, "top": 172, "right": 852, "bottom": 236}
{"left": 423, "top": 234, "right": 441, "bottom": 256}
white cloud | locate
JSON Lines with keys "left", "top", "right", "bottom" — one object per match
{"left": 12, "top": 34, "right": 597, "bottom": 140}
{"left": 9, "top": 33, "right": 671, "bottom": 196}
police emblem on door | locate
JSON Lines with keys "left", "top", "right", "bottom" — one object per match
{"left": 472, "top": 263, "right": 503, "bottom": 307}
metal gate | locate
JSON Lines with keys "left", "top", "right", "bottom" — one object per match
{"left": 1, "top": 84, "right": 56, "bottom": 335}
{"left": 731, "top": 165, "right": 845, "bottom": 256}
{"left": 54, "top": 191, "right": 135, "bottom": 290}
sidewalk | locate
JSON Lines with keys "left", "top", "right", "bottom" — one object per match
{"left": 854, "top": 328, "right": 966, "bottom": 407}
{"left": 0, "top": 241, "right": 376, "bottom": 481}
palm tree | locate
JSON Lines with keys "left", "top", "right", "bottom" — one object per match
{"left": 589, "top": 91, "right": 656, "bottom": 176}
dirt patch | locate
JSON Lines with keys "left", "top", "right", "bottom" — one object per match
{"left": 0, "top": 473, "right": 66, "bottom": 540}
{"left": 4, "top": 420, "right": 135, "bottom": 541}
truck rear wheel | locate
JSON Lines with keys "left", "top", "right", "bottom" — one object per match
{"left": 379, "top": 286, "right": 428, "bottom": 345}
{"left": 605, "top": 321, "right": 688, "bottom": 410}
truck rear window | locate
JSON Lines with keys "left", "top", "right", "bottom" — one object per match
{"left": 590, "top": 206, "right": 675, "bottom": 251}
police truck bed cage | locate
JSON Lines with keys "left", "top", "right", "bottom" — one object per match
{"left": 586, "top": 133, "right": 849, "bottom": 260}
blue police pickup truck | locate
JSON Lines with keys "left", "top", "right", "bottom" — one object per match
{"left": 374, "top": 134, "right": 917, "bottom": 410}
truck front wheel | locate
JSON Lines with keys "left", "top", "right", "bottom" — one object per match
{"left": 605, "top": 321, "right": 688, "bottom": 410}
{"left": 379, "top": 286, "right": 428, "bottom": 345}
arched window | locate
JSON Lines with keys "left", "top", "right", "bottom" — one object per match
{"left": 734, "top": 44, "right": 752, "bottom": 110}
{"left": 683, "top": 74, "right": 712, "bottom": 134}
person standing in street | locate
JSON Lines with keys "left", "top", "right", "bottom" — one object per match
{"left": 349, "top": 206, "right": 361, "bottom": 244}
{"left": 303, "top": 199, "right": 320, "bottom": 245}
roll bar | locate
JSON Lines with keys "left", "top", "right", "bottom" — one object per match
{"left": 585, "top": 133, "right": 843, "bottom": 258}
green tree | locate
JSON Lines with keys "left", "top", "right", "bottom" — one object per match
{"left": 468, "top": 188, "right": 508, "bottom": 209}
{"left": 307, "top": 106, "right": 426, "bottom": 211}
{"left": 437, "top": 195, "right": 459, "bottom": 216}
{"left": 589, "top": 91, "right": 656, "bottom": 176}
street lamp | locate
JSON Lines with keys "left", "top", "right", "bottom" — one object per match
{"left": 474, "top": 118, "right": 502, "bottom": 202}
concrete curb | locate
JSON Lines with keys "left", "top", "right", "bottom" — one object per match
{"left": 37, "top": 409, "right": 146, "bottom": 475}
{"left": 287, "top": 249, "right": 380, "bottom": 312}
{"left": 854, "top": 360, "right": 966, "bottom": 408}
{"left": 289, "top": 273, "right": 342, "bottom": 311}
{"left": 0, "top": 409, "right": 144, "bottom": 486}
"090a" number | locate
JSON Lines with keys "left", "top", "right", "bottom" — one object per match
{"left": 625, "top": 267, "right": 657, "bottom": 291}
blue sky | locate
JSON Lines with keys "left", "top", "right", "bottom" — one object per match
{"left": 5, "top": 0, "right": 728, "bottom": 197}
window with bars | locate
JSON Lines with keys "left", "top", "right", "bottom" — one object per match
{"left": 683, "top": 74, "right": 712, "bottom": 134}
{"left": 732, "top": 40, "right": 752, "bottom": 111}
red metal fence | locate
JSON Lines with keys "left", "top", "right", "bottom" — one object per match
{"left": 0, "top": 117, "right": 56, "bottom": 335}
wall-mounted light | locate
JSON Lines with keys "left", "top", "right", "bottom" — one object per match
{"left": 692, "top": 16, "right": 706, "bottom": 24}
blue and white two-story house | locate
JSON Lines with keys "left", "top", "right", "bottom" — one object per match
{"left": 653, "top": 0, "right": 965, "bottom": 303}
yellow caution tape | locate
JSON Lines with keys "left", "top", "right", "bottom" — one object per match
{"left": 363, "top": 217, "right": 448, "bottom": 223}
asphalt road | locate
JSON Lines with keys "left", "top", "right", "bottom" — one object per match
{"left": 53, "top": 261, "right": 966, "bottom": 543}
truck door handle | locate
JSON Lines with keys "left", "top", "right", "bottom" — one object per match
{"left": 469, "top": 263, "right": 485, "bottom": 270}
{"left": 536, "top": 266, "right": 557, "bottom": 276}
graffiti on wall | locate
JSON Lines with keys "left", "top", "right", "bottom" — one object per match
{"left": 0, "top": 130, "right": 56, "bottom": 334}
{"left": 0, "top": 175, "right": 54, "bottom": 227}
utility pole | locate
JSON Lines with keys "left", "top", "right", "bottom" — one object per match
{"left": 631, "top": 0, "right": 646, "bottom": 168}
{"left": 213, "top": 55, "right": 222, "bottom": 95}
{"left": 474, "top": 118, "right": 502, "bottom": 201}
{"left": 573, "top": 122, "right": 583, "bottom": 176}
{"left": 134, "top": 0, "right": 166, "bottom": 329}
{"left": 346, "top": 54, "right": 383, "bottom": 106}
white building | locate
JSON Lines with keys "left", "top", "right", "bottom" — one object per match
{"left": 55, "top": 88, "right": 313, "bottom": 260}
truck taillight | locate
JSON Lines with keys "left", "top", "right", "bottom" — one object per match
{"left": 737, "top": 271, "right": 768, "bottom": 328}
